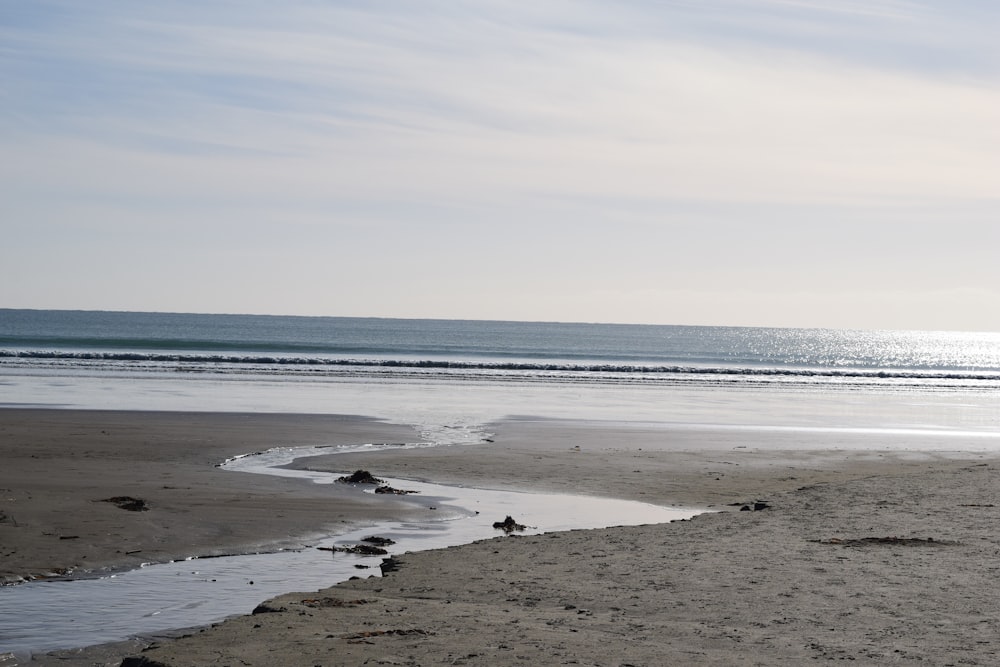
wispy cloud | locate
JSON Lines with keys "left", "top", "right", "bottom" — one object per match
{"left": 2, "top": 1, "right": 999, "bottom": 327}
{"left": 745, "top": 0, "right": 925, "bottom": 20}
{"left": 5, "top": 2, "right": 998, "bottom": 205}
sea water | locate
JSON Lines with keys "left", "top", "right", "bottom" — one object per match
{"left": 2, "top": 309, "right": 1000, "bottom": 436}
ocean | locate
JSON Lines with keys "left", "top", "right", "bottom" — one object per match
{"left": 2, "top": 308, "right": 999, "bottom": 442}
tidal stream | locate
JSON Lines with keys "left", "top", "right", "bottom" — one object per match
{"left": 0, "top": 443, "right": 697, "bottom": 659}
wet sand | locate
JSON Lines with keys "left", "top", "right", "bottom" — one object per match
{"left": 5, "top": 410, "right": 1000, "bottom": 665}
{"left": 0, "top": 409, "right": 424, "bottom": 585}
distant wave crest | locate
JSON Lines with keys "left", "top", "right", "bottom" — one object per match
{"left": 3, "top": 349, "right": 999, "bottom": 384}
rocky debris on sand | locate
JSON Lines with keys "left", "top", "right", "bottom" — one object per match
{"left": 738, "top": 501, "right": 770, "bottom": 512}
{"left": 336, "top": 470, "right": 383, "bottom": 484}
{"left": 333, "top": 544, "right": 389, "bottom": 556}
{"left": 100, "top": 496, "right": 149, "bottom": 512}
{"left": 492, "top": 515, "right": 527, "bottom": 533}
{"left": 374, "top": 484, "right": 419, "bottom": 494}
{"left": 336, "top": 471, "right": 417, "bottom": 493}
{"left": 730, "top": 499, "right": 770, "bottom": 511}
{"left": 380, "top": 555, "right": 401, "bottom": 574}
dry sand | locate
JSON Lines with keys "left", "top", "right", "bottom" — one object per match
{"left": 6, "top": 410, "right": 1000, "bottom": 665}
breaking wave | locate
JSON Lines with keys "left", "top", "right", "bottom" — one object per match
{"left": 3, "top": 349, "right": 999, "bottom": 386}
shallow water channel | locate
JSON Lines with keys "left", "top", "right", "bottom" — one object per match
{"left": 0, "top": 443, "right": 698, "bottom": 659}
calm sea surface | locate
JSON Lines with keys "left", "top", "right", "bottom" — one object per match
{"left": 2, "top": 309, "right": 999, "bottom": 441}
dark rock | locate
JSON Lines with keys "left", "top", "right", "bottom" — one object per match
{"left": 738, "top": 501, "right": 769, "bottom": 512}
{"left": 493, "top": 515, "right": 527, "bottom": 533}
{"left": 362, "top": 536, "right": 396, "bottom": 546}
{"left": 380, "top": 556, "right": 401, "bottom": 575}
{"left": 337, "top": 470, "right": 383, "bottom": 484}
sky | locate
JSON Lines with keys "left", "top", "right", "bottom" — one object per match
{"left": 2, "top": 1, "right": 999, "bottom": 331}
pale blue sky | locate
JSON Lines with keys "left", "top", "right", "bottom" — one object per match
{"left": 2, "top": 1, "right": 998, "bottom": 330}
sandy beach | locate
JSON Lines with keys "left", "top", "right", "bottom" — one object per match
{"left": 0, "top": 409, "right": 424, "bottom": 586}
{"left": 5, "top": 409, "right": 1000, "bottom": 665}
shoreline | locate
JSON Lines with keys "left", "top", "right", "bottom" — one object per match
{"left": 5, "top": 408, "right": 1000, "bottom": 665}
